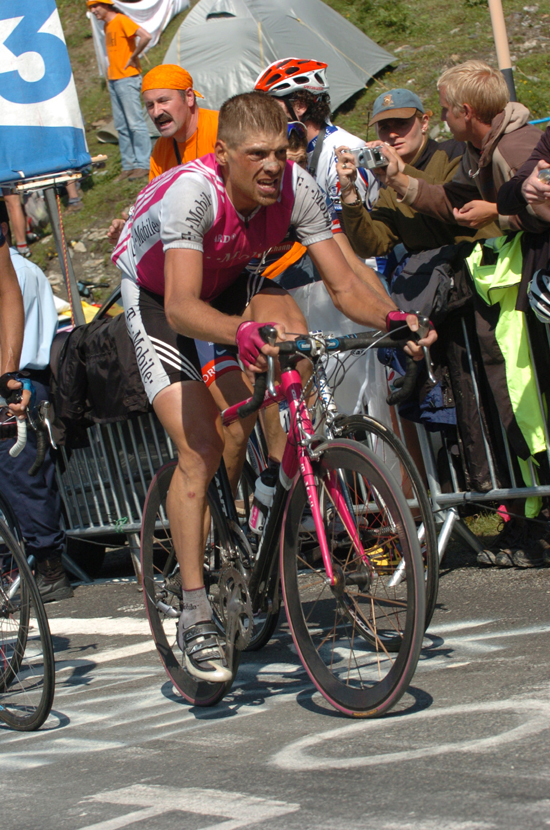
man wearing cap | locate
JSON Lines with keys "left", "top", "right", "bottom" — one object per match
{"left": 142, "top": 65, "right": 219, "bottom": 182}
{"left": 88, "top": 1, "right": 152, "bottom": 181}
{"left": 335, "top": 88, "right": 495, "bottom": 259}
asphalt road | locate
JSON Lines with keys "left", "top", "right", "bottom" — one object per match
{"left": 3, "top": 549, "right": 550, "bottom": 830}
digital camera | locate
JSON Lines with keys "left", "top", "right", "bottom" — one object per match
{"left": 349, "top": 146, "right": 388, "bottom": 170}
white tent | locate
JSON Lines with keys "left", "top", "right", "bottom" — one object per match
{"left": 163, "top": 0, "right": 395, "bottom": 112}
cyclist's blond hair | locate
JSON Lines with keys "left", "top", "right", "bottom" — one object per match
{"left": 218, "top": 92, "right": 288, "bottom": 148}
{"left": 437, "top": 61, "right": 510, "bottom": 124}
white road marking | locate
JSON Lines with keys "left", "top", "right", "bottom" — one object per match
{"left": 272, "top": 696, "right": 550, "bottom": 771}
{"left": 79, "top": 785, "right": 300, "bottom": 830}
{"left": 49, "top": 617, "right": 150, "bottom": 637}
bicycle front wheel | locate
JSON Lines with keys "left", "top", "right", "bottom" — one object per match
{"left": 281, "top": 440, "right": 425, "bottom": 718}
{"left": 0, "top": 520, "right": 55, "bottom": 731}
{"left": 335, "top": 414, "right": 438, "bottom": 629}
{"left": 141, "top": 462, "right": 237, "bottom": 707}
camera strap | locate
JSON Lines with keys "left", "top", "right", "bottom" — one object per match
{"left": 308, "top": 123, "right": 327, "bottom": 179}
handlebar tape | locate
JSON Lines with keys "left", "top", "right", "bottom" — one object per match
{"left": 386, "top": 355, "right": 419, "bottom": 406}
{"left": 237, "top": 373, "right": 267, "bottom": 419}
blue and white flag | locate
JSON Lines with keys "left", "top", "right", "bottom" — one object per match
{"left": 0, "top": 0, "right": 91, "bottom": 185}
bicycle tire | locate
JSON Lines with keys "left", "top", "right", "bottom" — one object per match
{"left": 141, "top": 462, "right": 238, "bottom": 707}
{"left": 281, "top": 439, "right": 425, "bottom": 717}
{"left": 0, "top": 519, "right": 55, "bottom": 731}
{"left": 335, "top": 415, "right": 438, "bottom": 630}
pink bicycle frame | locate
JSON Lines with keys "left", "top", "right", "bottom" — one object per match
{"left": 222, "top": 366, "right": 368, "bottom": 587}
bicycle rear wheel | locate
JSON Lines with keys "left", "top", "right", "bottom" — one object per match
{"left": 281, "top": 439, "right": 425, "bottom": 718}
{"left": 141, "top": 462, "right": 238, "bottom": 706}
{"left": 335, "top": 415, "right": 438, "bottom": 629}
{"left": 0, "top": 520, "right": 55, "bottom": 731}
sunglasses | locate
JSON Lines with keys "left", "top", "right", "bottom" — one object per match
{"left": 287, "top": 121, "right": 308, "bottom": 140}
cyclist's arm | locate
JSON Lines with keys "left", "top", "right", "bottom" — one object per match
{"left": 333, "top": 232, "right": 389, "bottom": 301}
{"left": 308, "top": 237, "right": 436, "bottom": 355}
{"left": 0, "top": 238, "right": 30, "bottom": 414}
{"left": 164, "top": 249, "right": 243, "bottom": 345}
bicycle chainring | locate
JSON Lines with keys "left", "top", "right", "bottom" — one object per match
{"left": 217, "top": 565, "right": 253, "bottom": 651}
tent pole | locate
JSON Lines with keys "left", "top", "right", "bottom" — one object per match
{"left": 44, "top": 186, "right": 86, "bottom": 327}
{"left": 487, "top": 0, "right": 517, "bottom": 101}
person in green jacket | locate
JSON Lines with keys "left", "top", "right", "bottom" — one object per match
{"left": 335, "top": 88, "right": 498, "bottom": 260}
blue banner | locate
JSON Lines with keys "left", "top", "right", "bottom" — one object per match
{"left": 0, "top": 0, "right": 91, "bottom": 184}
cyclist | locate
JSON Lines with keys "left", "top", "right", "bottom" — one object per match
{"left": 0, "top": 219, "right": 30, "bottom": 416}
{"left": 254, "top": 58, "right": 379, "bottom": 218}
{"left": 113, "top": 91, "right": 434, "bottom": 683}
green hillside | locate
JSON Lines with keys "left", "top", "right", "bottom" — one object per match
{"left": 39, "top": 0, "right": 550, "bottom": 294}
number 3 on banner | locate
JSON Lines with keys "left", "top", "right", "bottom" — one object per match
{"left": 0, "top": 0, "right": 72, "bottom": 105}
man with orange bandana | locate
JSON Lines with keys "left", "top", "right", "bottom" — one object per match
{"left": 87, "top": 1, "right": 152, "bottom": 181}
{"left": 142, "top": 64, "right": 219, "bottom": 182}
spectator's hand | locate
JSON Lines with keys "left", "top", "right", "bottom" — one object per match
{"left": 452, "top": 200, "right": 498, "bottom": 228}
{"left": 376, "top": 144, "right": 409, "bottom": 194}
{"left": 531, "top": 199, "right": 550, "bottom": 224}
{"left": 521, "top": 160, "right": 550, "bottom": 205}
{"left": 107, "top": 213, "right": 129, "bottom": 246}
{"left": 124, "top": 56, "right": 140, "bottom": 71}
{"left": 335, "top": 146, "right": 358, "bottom": 201}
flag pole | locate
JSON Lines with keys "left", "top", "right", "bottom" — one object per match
{"left": 487, "top": 0, "right": 517, "bottom": 101}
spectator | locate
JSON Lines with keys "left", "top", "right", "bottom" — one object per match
{"left": 497, "top": 124, "right": 550, "bottom": 228}
{"left": 107, "top": 65, "right": 219, "bottom": 245}
{"left": 335, "top": 88, "right": 496, "bottom": 260}
{"left": 375, "top": 61, "right": 542, "bottom": 231}
{"left": 143, "top": 64, "right": 219, "bottom": 181}
{"left": 87, "top": 0, "right": 152, "bottom": 181}
{"left": 2, "top": 191, "right": 31, "bottom": 257}
{"left": 0, "top": 201, "right": 72, "bottom": 602}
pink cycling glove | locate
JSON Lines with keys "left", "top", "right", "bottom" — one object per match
{"left": 235, "top": 321, "right": 277, "bottom": 369}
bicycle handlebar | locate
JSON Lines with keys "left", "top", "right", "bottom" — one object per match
{"left": 0, "top": 393, "right": 55, "bottom": 476}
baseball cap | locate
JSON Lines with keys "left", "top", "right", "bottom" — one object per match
{"left": 369, "top": 89, "right": 426, "bottom": 126}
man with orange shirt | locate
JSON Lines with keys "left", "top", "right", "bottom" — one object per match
{"left": 87, "top": 1, "right": 152, "bottom": 181}
{"left": 142, "top": 65, "right": 219, "bottom": 181}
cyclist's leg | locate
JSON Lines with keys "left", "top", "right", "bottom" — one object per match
{"left": 153, "top": 380, "right": 223, "bottom": 590}
{"left": 195, "top": 340, "right": 256, "bottom": 495}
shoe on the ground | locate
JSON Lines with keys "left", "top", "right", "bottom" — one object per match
{"left": 495, "top": 520, "right": 546, "bottom": 569}
{"left": 114, "top": 170, "right": 133, "bottom": 182}
{"left": 178, "top": 619, "right": 232, "bottom": 683}
{"left": 66, "top": 199, "right": 83, "bottom": 213}
{"left": 480, "top": 518, "right": 525, "bottom": 568}
{"left": 128, "top": 168, "right": 149, "bottom": 180}
{"left": 16, "top": 244, "right": 31, "bottom": 258}
{"left": 35, "top": 556, "right": 74, "bottom": 603}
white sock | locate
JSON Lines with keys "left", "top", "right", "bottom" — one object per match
{"left": 180, "top": 586, "right": 212, "bottom": 631}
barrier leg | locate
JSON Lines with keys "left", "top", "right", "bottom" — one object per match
{"left": 127, "top": 531, "right": 142, "bottom": 589}
{"left": 61, "top": 551, "right": 93, "bottom": 583}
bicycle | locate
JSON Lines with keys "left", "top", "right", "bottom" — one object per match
{"left": 0, "top": 395, "right": 56, "bottom": 731}
{"left": 141, "top": 325, "right": 427, "bottom": 718}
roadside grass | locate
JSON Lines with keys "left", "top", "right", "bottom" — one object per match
{"left": 47, "top": 0, "right": 550, "bottom": 286}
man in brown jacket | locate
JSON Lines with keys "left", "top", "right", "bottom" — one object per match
{"left": 375, "top": 61, "right": 542, "bottom": 232}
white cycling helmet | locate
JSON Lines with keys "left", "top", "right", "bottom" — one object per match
{"left": 528, "top": 269, "right": 550, "bottom": 324}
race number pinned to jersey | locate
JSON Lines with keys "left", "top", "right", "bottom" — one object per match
{"left": 0, "top": 0, "right": 91, "bottom": 184}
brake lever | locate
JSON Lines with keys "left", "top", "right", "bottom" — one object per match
{"left": 39, "top": 400, "right": 57, "bottom": 450}
{"left": 413, "top": 314, "right": 437, "bottom": 385}
{"left": 259, "top": 324, "right": 278, "bottom": 399}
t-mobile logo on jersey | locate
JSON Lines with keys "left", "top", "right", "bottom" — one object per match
{"left": 214, "top": 233, "right": 237, "bottom": 244}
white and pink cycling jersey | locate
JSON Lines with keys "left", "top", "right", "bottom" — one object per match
{"left": 113, "top": 153, "right": 333, "bottom": 301}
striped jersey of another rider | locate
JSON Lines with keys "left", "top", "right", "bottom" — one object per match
{"left": 113, "top": 92, "right": 434, "bottom": 685}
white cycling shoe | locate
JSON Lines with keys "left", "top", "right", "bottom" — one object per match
{"left": 178, "top": 620, "right": 233, "bottom": 683}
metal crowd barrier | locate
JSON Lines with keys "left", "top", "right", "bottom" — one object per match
{"left": 56, "top": 412, "right": 175, "bottom": 577}
{"left": 404, "top": 319, "right": 550, "bottom": 560}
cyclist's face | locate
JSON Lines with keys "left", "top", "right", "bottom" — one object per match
{"left": 217, "top": 130, "right": 288, "bottom": 212}
{"left": 143, "top": 88, "right": 194, "bottom": 140}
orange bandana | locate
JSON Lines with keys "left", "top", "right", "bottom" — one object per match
{"left": 142, "top": 64, "right": 204, "bottom": 98}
